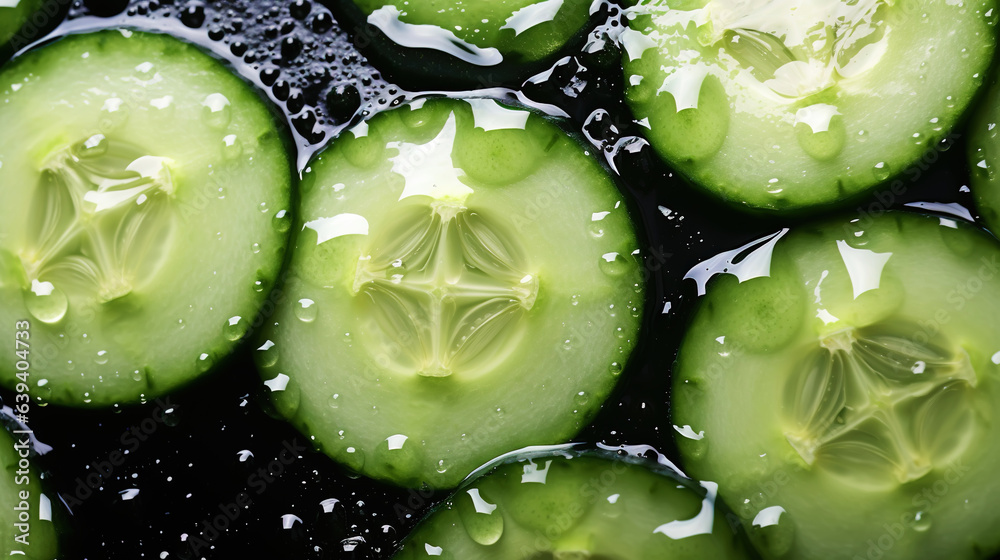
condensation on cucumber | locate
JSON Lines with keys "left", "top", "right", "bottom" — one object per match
{"left": 622, "top": 0, "right": 998, "bottom": 212}
{"left": 0, "top": 30, "right": 293, "bottom": 407}
{"left": 257, "top": 97, "right": 645, "bottom": 489}
{"left": 674, "top": 211, "right": 1000, "bottom": 559}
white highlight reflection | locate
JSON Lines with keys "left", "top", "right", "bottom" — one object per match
{"left": 836, "top": 240, "right": 892, "bottom": 299}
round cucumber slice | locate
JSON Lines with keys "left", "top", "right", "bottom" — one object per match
{"left": 0, "top": 30, "right": 293, "bottom": 407}
{"left": 0, "top": 425, "right": 58, "bottom": 559}
{"left": 256, "top": 97, "right": 645, "bottom": 489}
{"left": 623, "top": 0, "right": 997, "bottom": 212}
{"left": 674, "top": 211, "right": 1000, "bottom": 559}
{"left": 394, "top": 446, "right": 753, "bottom": 559}
{"left": 339, "top": 0, "right": 592, "bottom": 84}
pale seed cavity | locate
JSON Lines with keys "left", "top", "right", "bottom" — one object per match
{"left": 784, "top": 325, "right": 977, "bottom": 489}
{"left": 18, "top": 136, "right": 175, "bottom": 318}
{"left": 353, "top": 201, "right": 538, "bottom": 379}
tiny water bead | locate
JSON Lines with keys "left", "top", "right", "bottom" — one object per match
{"left": 294, "top": 298, "right": 318, "bottom": 322}
{"left": 224, "top": 315, "right": 248, "bottom": 341}
{"left": 23, "top": 281, "right": 68, "bottom": 324}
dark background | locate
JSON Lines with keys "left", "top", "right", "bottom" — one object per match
{"left": 1, "top": 0, "right": 988, "bottom": 558}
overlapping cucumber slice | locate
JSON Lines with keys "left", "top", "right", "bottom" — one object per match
{"left": 623, "top": 0, "right": 997, "bottom": 212}
{"left": 0, "top": 30, "right": 293, "bottom": 407}
{"left": 394, "top": 446, "right": 752, "bottom": 559}
{"left": 0, "top": 425, "right": 58, "bottom": 559}
{"left": 0, "top": 0, "right": 44, "bottom": 53}
{"left": 969, "top": 76, "right": 1000, "bottom": 235}
{"left": 674, "top": 211, "right": 1000, "bottom": 559}
{"left": 340, "top": 0, "right": 593, "bottom": 83}
{"left": 256, "top": 97, "right": 645, "bottom": 489}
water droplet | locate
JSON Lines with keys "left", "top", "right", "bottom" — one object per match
{"left": 257, "top": 340, "right": 279, "bottom": 368}
{"left": 290, "top": 0, "right": 311, "bottom": 19}
{"left": 373, "top": 435, "right": 421, "bottom": 478}
{"left": 95, "top": 350, "right": 109, "bottom": 365}
{"left": 75, "top": 134, "right": 109, "bottom": 158}
{"left": 180, "top": 2, "right": 206, "bottom": 28}
{"left": 272, "top": 210, "right": 291, "bottom": 233}
{"left": 35, "top": 383, "right": 51, "bottom": 401}
{"left": 268, "top": 374, "right": 301, "bottom": 418}
{"left": 609, "top": 362, "right": 623, "bottom": 376}
{"left": 295, "top": 298, "right": 318, "bottom": 322}
{"left": 750, "top": 506, "right": 796, "bottom": 558}
{"left": 913, "top": 511, "right": 932, "bottom": 532}
{"left": 131, "top": 369, "right": 145, "bottom": 382}
{"left": 857, "top": 129, "right": 868, "bottom": 142}
{"left": 435, "top": 459, "right": 449, "bottom": 474}
{"left": 589, "top": 222, "right": 605, "bottom": 238}
{"left": 224, "top": 316, "right": 247, "bottom": 341}
{"left": 251, "top": 242, "right": 261, "bottom": 254}
{"left": 24, "top": 281, "right": 68, "bottom": 324}
{"left": 281, "top": 37, "right": 303, "bottom": 60}
{"left": 872, "top": 161, "right": 891, "bottom": 181}
{"left": 162, "top": 405, "right": 180, "bottom": 427}
{"left": 197, "top": 352, "right": 213, "bottom": 373}
{"left": 457, "top": 488, "right": 504, "bottom": 546}
{"left": 599, "top": 252, "right": 630, "bottom": 276}
{"left": 342, "top": 446, "right": 366, "bottom": 474}
{"left": 562, "top": 337, "right": 574, "bottom": 351}
{"left": 202, "top": 93, "right": 232, "bottom": 129}
{"left": 99, "top": 97, "right": 129, "bottom": 131}
{"left": 328, "top": 393, "right": 340, "bottom": 409}
{"left": 574, "top": 391, "right": 590, "bottom": 406}
{"left": 221, "top": 134, "right": 242, "bottom": 160}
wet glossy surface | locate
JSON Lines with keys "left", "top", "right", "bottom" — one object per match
{"left": 0, "top": 0, "right": 991, "bottom": 558}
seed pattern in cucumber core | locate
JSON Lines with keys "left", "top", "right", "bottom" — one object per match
{"left": 784, "top": 326, "right": 978, "bottom": 489}
{"left": 353, "top": 201, "right": 538, "bottom": 379}
{"left": 18, "top": 134, "right": 175, "bottom": 322}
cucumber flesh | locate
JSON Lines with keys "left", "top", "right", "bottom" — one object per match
{"left": 0, "top": 30, "right": 293, "bottom": 407}
{"left": 349, "top": 0, "right": 592, "bottom": 65}
{"left": 257, "top": 97, "right": 645, "bottom": 489}
{"left": 394, "top": 447, "right": 753, "bottom": 559}
{"left": 0, "top": 424, "right": 58, "bottom": 559}
{"left": 623, "top": 0, "right": 998, "bottom": 211}
{"left": 674, "top": 212, "right": 1000, "bottom": 559}
{"left": 970, "top": 76, "right": 1000, "bottom": 236}
{"left": 0, "top": 0, "right": 43, "bottom": 51}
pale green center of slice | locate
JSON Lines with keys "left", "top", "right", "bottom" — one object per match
{"left": 353, "top": 201, "right": 538, "bottom": 379}
{"left": 784, "top": 325, "right": 978, "bottom": 489}
{"left": 706, "top": 0, "right": 890, "bottom": 98}
{"left": 17, "top": 135, "right": 175, "bottom": 322}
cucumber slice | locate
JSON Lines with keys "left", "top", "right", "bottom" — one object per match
{"left": 970, "top": 77, "right": 1000, "bottom": 235}
{"left": 339, "top": 0, "right": 592, "bottom": 84}
{"left": 0, "top": 0, "right": 43, "bottom": 52}
{"left": 0, "top": 30, "right": 293, "bottom": 407}
{"left": 674, "top": 211, "right": 1000, "bottom": 559}
{"left": 0, "top": 424, "right": 58, "bottom": 559}
{"left": 395, "top": 447, "right": 752, "bottom": 559}
{"left": 256, "top": 97, "right": 645, "bottom": 489}
{"left": 623, "top": 0, "right": 997, "bottom": 212}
